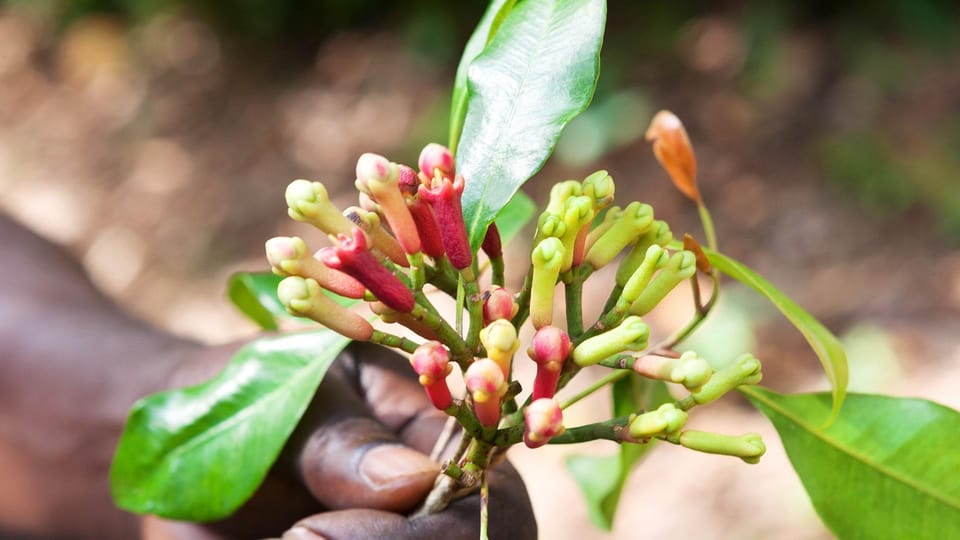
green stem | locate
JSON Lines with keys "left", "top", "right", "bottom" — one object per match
{"left": 411, "top": 302, "right": 469, "bottom": 361}
{"left": 369, "top": 330, "right": 421, "bottom": 354}
{"left": 479, "top": 472, "right": 490, "bottom": 540}
{"left": 599, "top": 284, "right": 622, "bottom": 317}
{"left": 427, "top": 256, "right": 460, "bottom": 297}
{"left": 560, "top": 369, "right": 630, "bottom": 409}
{"left": 496, "top": 414, "right": 637, "bottom": 446}
{"left": 464, "top": 279, "right": 483, "bottom": 352}
{"left": 511, "top": 267, "right": 533, "bottom": 330}
{"left": 549, "top": 416, "right": 634, "bottom": 444}
{"left": 408, "top": 252, "right": 426, "bottom": 290}
{"left": 564, "top": 271, "right": 584, "bottom": 337}
{"left": 490, "top": 255, "right": 505, "bottom": 288}
{"left": 697, "top": 202, "right": 717, "bottom": 252}
{"left": 654, "top": 271, "right": 719, "bottom": 351}
{"left": 444, "top": 401, "right": 485, "bottom": 439}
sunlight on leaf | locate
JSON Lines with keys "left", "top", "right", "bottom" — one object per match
{"left": 744, "top": 387, "right": 960, "bottom": 539}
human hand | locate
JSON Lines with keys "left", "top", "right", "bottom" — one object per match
{"left": 146, "top": 342, "right": 537, "bottom": 540}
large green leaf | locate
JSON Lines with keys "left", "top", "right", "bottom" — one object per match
{"left": 567, "top": 376, "right": 670, "bottom": 530}
{"left": 707, "top": 249, "right": 848, "bottom": 423}
{"left": 448, "top": 0, "right": 517, "bottom": 153}
{"left": 744, "top": 387, "right": 960, "bottom": 539}
{"left": 111, "top": 330, "right": 350, "bottom": 521}
{"left": 457, "top": 0, "right": 606, "bottom": 251}
{"left": 494, "top": 190, "right": 537, "bottom": 245}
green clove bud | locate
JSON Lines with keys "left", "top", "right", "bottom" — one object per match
{"left": 277, "top": 276, "right": 373, "bottom": 341}
{"left": 687, "top": 354, "right": 762, "bottom": 407}
{"left": 573, "top": 315, "right": 649, "bottom": 366}
{"left": 678, "top": 431, "right": 766, "bottom": 464}
{"left": 628, "top": 250, "right": 697, "bottom": 315}
{"left": 616, "top": 220, "right": 673, "bottom": 287}
{"left": 585, "top": 201, "right": 654, "bottom": 269}
{"left": 546, "top": 180, "right": 583, "bottom": 216}
{"left": 631, "top": 351, "right": 714, "bottom": 392}
{"left": 581, "top": 170, "right": 615, "bottom": 213}
{"left": 530, "top": 237, "right": 565, "bottom": 329}
{"left": 628, "top": 403, "right": 688, "bottom": 439}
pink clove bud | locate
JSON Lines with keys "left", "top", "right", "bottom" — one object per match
{"left": 265, "top": 236, "right": 366, "bottom": 299}
{"left": 277, "top": 276, "right": 373, "bottom": 341}
{"left": 418, "top": 143, "right": 455, "bottom": 180}
{"left": 355, "top": 153, "right": 422, "bottom": 255}
{"left": 528, "top": 326, "right": 572, "bottom": 400}
{"left": 524, "top": 398, "right": 564, "bottom": 448}
{"left": 410, "top": 341, "right": 453, "bottom": 410}
{"left": 418, "top": 174, "right": 472, "bottom": 270}
{"left": 464, "top": 358, "right": 507, "bottom": 428}
{"left": 318, "top": 227, "right": 414, "bottom": 313}
{"left": 482, "top": 286, "right": 519, "bottom": 326}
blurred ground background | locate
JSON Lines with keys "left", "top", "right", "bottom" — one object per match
{"left": 1, "top": 0, "right": 958, "bottom": 538}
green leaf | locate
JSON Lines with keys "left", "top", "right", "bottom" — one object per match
{"left": 743, "top": 387, "right": 960, "bottom": 540}
{"left": 111, "top": 330, "right": 350, "bottom": 521}
{"left": 567, "top": 376, "right": 670, "bottom": 530}
{"left": 457, "top": 0, "right": 606, "bottom": 251}
{"left": 707, "top": 249, "right": 848, "bottom": 423}
{"left": 449, "top": 0, "right": 517, "bottom": 152}
{"left": 494, "top": 190, "right": 537, "bottom": 244}
{"left": 227, "top": 272, "right": 285, "bottom": 330}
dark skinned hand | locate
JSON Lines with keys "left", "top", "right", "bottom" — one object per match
{"left": 0, "top": 215, "right": 537, "bottom": 539}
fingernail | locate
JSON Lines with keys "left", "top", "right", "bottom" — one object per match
{"left": 283, "top": 526, "right": 328, "bottom": 540}
{"left": 359, "top": 444, "right": 439, "bottom": 490}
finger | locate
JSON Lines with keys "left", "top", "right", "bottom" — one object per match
{"left": 299, "top": 416, "right": 440, "bottom": 513}
{"left": 348, "top": 342, "right": 451, "bottom": 453}
{"left": 287, "top": 461, "right": 537, "bottom": 540}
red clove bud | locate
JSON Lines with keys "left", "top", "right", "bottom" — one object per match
{"left": 464, "top": 358, "right": 507, "bottom": 428}
{"left": 524, "top": 398, "right": 564, "bottom": 449}
{"left": 418, "top": 174, "right": 472, "bottom": 270}
{"left": 318, "top": 227, "right": 414, "bottom": 313}
{"left": 482, "top": 286, "right": 519, "bottom": 326}
{"left": 528, "top": 326, "right": 572, "bottom": 400}
{"left": 410, "top": 341, "right": 453, "bottom": 410}
{"left": 398, "top": 164, "right": 445, "bottom": 259}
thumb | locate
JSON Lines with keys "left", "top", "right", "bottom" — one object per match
{"left": 299, "top": 416, "right": 440, "bottom": 513}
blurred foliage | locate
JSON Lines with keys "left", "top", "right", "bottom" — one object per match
{"left": 3, "top": 0, "right": 959, "bottom": 239}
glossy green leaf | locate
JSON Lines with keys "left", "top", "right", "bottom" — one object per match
{"left": 494, "top": 190, "right": 537, "bottom": 245}
{"left": 707, "top": 249, "right": 848, "bottom": 423}
{"left": 744, "top": 387, "right": 960, "bottom": 539}
{"left": 227, "top": 272, "right": 285, "bottom": 330}
{"left": 457, "top": 0, "right": 606, "bottom": 251}
{"left": 111, "top": 330, "right": 350, "bottom": 521}
{"left": 567, "top": 376, "right": 670, "bottom": 530}
{"left": 449, "top": 0, "right": 517, "bottom": 153}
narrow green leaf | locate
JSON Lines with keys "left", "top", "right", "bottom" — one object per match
{"left": 227, "top": 272, "right": 285, "bottom": 330}
{"left": 111, "top": 330, "right": 350, "bottom": 521}
{"left": 567, "top": 376, "right": 670, "bottom": 530}
{"left": 744, "top": 387, "right": 960, "bottom": 540}
{"left": 449, "top": 0, "right": 517, "bottom": 152}
{"left": 707, "top": 249, "right": 848, "bottom": 423}
{"left": 457, "top": 0, "right": 606, "bottom": 251}
{"left": 494, "top": 190, "right": 537, "bottom": 245}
